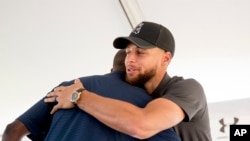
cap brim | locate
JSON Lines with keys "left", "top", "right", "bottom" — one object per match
{"left": 113, "top": 37, "right": 154, "bottom": 49}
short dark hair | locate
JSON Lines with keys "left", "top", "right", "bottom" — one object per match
{"left": 112, "top": 49, "right": 126, "bottom": 71}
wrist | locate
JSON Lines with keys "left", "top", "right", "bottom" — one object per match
{"left": 70, "top": 88, "right": 86, "bottom": 105}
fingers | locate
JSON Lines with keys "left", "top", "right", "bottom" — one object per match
{"left": 43, "top": 96, "right": 60, "bottom": 114}
{"left": 46, "top": 92, "right": 56, "bottom": 98}
{"left": 44, "top": 80, "right": 84, "bottom": 114}
{"left": 50, "top": 105, "right": 60, "bottom": 114}
{"left": 74, "top": 79, "right": 84, "bottom": 88}
{"left": 47, "top": 86, "right": 63, "bottom": 97}
{"left": 44, "top": 96, "right": 57, "bottom": 103}
{"left": 54, "top": 96, "right": 58, "bottom": 102}
{"left": 54, "top": 86, "right": 65, "bottom": 92}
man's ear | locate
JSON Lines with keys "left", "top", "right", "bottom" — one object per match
{"left": 162, "top": 51, "right": 172, "bottom": 65}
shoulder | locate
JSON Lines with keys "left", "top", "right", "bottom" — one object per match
{"left": 162, "top": 77, "right": 208, "bottom": 120}
{"left": 176, "top": 78, "right": 204, "bottom": 93}
{"left": 56, "top": 74, "right": 104, "bottom": 87}
{"left": 167, "top": 76, "right": 204, "bottom": 95}
{"left": 57, "top": 71, "right": 125, "bottom": 87}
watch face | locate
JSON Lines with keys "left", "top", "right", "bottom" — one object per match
{"left": 72, "top": 92, "right": 78, "bottom": 102}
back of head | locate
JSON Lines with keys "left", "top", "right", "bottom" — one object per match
{"left": 112, "top": 49, "right": 126, "bottom": 71}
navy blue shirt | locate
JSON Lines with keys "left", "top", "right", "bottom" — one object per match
{"left": 18, "top": 71, "right": 181, "bottom": 141}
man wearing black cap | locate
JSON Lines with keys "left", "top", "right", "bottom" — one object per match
{"left": 46, "top": 21, "right": 212, "bottom": 141}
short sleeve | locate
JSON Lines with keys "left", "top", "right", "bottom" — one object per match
{"left": 162, "top": 79, "right": 207, "bottom": 121}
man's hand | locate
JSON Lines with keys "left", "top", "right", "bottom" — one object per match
{"left": 44, "top": 79, "right": 84, "bottom": 114}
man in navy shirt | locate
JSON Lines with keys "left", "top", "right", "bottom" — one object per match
{"left": 3, "top": 49, "right": 180, "bottom": 141}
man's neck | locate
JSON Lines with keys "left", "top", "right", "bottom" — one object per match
{"left": 144, "top": 71, "right": 166, "bottom": 94}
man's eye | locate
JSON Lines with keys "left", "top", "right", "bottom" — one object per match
{"left": 137, "top": 51, "right": 144, "bottom": 54}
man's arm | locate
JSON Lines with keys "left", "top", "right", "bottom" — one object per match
{"left": 77, "top": 91, "right": 184, "bottom": 139}
{"left": 2, "top": 120, "right": 29, "bottom": 141}
{"left": 3, "top": 97, "right": 56, "bottom": 141}
{"left": 45, "top": 79, "right": 185, "bottom": 139}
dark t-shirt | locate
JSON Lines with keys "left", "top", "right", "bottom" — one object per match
{"left": 151, "top": 73, "right": 212, "bottom": 141}
{"left": 18, "top": 71, "right": 181, "bottom": 141}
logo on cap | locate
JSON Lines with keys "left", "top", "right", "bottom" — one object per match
{"left": 132, "top": 22, "right": 144, "bottom": 34}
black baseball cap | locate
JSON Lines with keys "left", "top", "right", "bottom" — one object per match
{"left": 113, "top": 21, "right": 175, "bottom": 56}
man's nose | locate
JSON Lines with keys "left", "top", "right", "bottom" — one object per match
{"left": 126, "top": 53, "right": 136, "bottom": 63}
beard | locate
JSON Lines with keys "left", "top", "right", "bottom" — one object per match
{"left": 125, "top": 69, "right": 156, "bottom": 87}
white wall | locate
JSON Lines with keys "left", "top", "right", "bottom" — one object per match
{"left": 0, "top": 0, "right": 131, "bottom": 137}
{"left": 138, "top": 0, "right": 250, "bottom": 103}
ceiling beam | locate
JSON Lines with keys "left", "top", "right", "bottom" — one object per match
{"left": 119, "top": 0, "right": 145, "bottom": 28}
